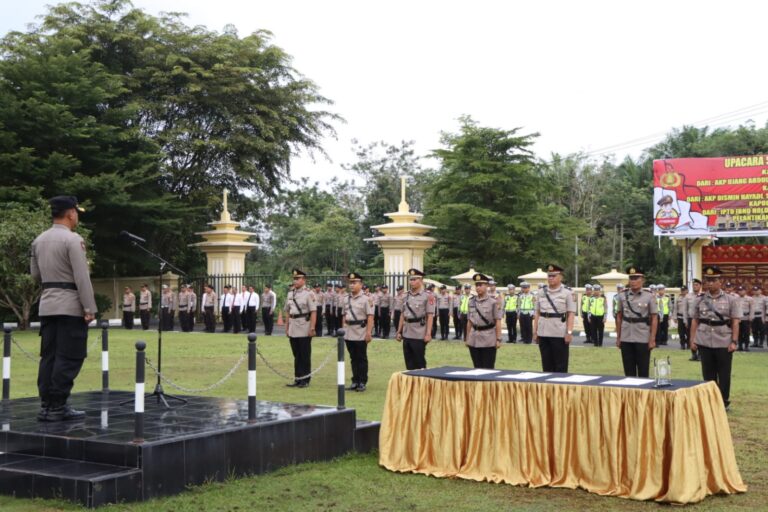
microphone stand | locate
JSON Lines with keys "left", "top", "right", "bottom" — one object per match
{"left": 120, "top": 239, "right": 188, "bottom": 408}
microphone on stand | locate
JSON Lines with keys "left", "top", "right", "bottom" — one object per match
{"left": 119, "top": 231, "right": 147, "bottom": 244}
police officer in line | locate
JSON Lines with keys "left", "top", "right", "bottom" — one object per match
{"left": 503, "top": 284, "right": 518, "bottom": 343}
{"left": 393, "top": 285, "right": 404, "bottom": 339}
{"left": 342, "top": 272, "right": 374, "bottom": 391}
{"left": 750, "top": 285, "right": 765, "bottom": 348}
{"left": 323, "top": 282, "right": 335, "bottom": 336}
{"left": 675, "top": 286, "right": 689, "bottom": 350}
{"left": 518, "top": 281, "right": 535, "bottom": 343}
{"left": 581, "top": 284, "right": 593, "bottom": 343}
{"left": 284, "top": 269, "right": 318, "bottom": 388}
{"left": 372, "top": 284, "right": 382, "bottom": 337}
{"left": 612, "top": 283, "right": 625, "bottom": 320}
{"left": 261, "top": 284, "right": 276, "bottom": 336}
{"left": 427, "top": 284, "right": 439, "bottom": 339}
{"left": 396, "top": 268, "right": 435, "bottom": 370}
{"left": 160, "top": 284, "right": 175, "bottom": 331}
{"left": 655, "top": 284, "right": 671, "bottom": 345}
{"left": 334, "top": 283, "right": 345, "bottom": 335}
{"left": 30, "top": 196, "right": 96, "bottom": 422}
{"left": 589, "top": 285, "right": 607, "bottom": 346}
{"left": 464, "top": 273, "right": 503, "bottom": 369}
{"left": 533, "top": 264, "right": 576, "bottom": 373}
{"left": 379, "top": 284, "right": 393, "bottom": 339}
{"left": 615, "top": 267, "right": 658, "bottom": 377}
{"left": 139, "top": 283, "right": 152, "bottom": 330}
{"left": 686, "top": 278, "right": 704, "bottom": 361}
{"left": 437, "top": 284, "right": 452, "bottom": 340}
{"left": 122, "top": 286, "right": 136, "bottom": 330}
{"left": 736, "top": 285, "right": 753, "bottom": 351}
{"left": 202, "top": 284, "right": 217, "bottom": 333}
{"left": 177, "top": 284, "right": 190, "bottom": 332}
{"left": 690, "top": 265, "right": 741, "bottom": 411}
{"left": 313, "top": 283, "right": 324, "bottom": 336}
{"left": 459, "top": 283, "right": 471, "bottom": 339}
{"left": 451, "top": 285, "right": 462, "bottom": 340}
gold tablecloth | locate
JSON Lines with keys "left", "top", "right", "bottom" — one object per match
{"left": 379, "top": 372, "right": 746, "bottom": 504}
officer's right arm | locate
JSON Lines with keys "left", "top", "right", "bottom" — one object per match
{"left": 30, "top": 241, "right": 41, "bottom": 281}
{"left": 68, "top": 235, "right": 97, "bottom": 316}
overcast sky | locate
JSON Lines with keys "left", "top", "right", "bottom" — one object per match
{"left": 3, "top": 0, "right": 768, "bottom": 186}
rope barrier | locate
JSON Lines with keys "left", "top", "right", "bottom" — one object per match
{"left": 144, "top": 351, "right": 247, "bottom": 394}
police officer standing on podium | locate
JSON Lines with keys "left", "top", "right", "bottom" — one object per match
{"left": 690, "top": 265, "right": 740, "bottom": 410}
{"left": 342, "top": 272, "right": 374, "bottom": 391}
{"left": 615, "top": 267, "right": 657, "bottom": 377}
{"left": 396, "top": 268, "right": 435, "bottom": 370}
{"left": 464, "top": 273, "right": 502, "bottom": 369}
{"left": 30, "top": 196, "right": 95, "bottom": 421}
{"left": 284, "top": 269, "right": 318, "bottom": 388}
{"left": 533, "top": 264, "right": 576, "bottom": 372}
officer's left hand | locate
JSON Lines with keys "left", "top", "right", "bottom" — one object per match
{"left": 496, "top": 341, "right": 502, "bottom": 349}
{"left": 309, "top": 329, "right": 316, "bottom": 337}
{"left": 648, "top": 339, "right": 656, "bottom": 350}
{"left": 84, "top": 313, "right": 95, "bottom": 324}
{"left": 728, "top": 341, "right": 737, "bottom": 353}
{"left": 564, "top": 333, "right": 573, "bottom": 344}
{"left": 365, "top": 332, "right": 372, "bottom": 343}
{"left": 424, "top": 334, "right": 432, "bottom": 344}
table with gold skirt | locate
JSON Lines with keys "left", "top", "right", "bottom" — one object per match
{"left": 379, "top": 367, "right": 746, "bottom": 504}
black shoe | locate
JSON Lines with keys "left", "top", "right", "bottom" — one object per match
{"left": 285, "top": 382, "right": 300, "bottom": 387}
{"left": 42, "top": 404, "right": 86, "bottom": 422}
{"left": 297, "top": 382, "right": 309, "bottom": 388}
{"left": 356, "top": 384, "right": 366, "bottom": 392}
{"left": 689, "top": 356, "right": 699, "bottom": 361}
{"left": 345, "top": 383, "right": 359, "bottom": 391}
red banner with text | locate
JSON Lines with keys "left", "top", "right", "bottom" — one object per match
{"left": 653, "top": 156, "right": 768, "bottom": 237}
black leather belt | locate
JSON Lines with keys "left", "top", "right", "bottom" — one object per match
{"left": 540, "top": 312, "right": 564, "bottom": 319}
{"left": 405, "top": 317, "right": 425, "bottom": 323}
{"left": 290, "top": 313, "right": 310, "bottom": 319}
{"left": 346, "top": 320, "right": 367, "bottom": 326}
{"left": 623, "top": 317, "right": 648, "bottom": 324}
{"left": 473, "top": 324, "right": 495, "bottom": 331}
{"left": 42, "top": 282, "right": 77, "bottom": 290}
{"left": 699, "top": 319, "right": 729, "bottom": 327}
{"left": 140, "top": 302, "right": 148, "bottom": 305}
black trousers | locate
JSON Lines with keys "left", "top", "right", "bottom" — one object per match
{"left": 505, "top": 311, "right": 517, "bottom": 342}
{"left": 403, "top": 337, "right": 427, "bottom": 370}
{"left": 178, "top": 310, "right": 189, "bottom": 332}
{"left": 698, "top": 346, "right": 733, "bottom": 407}
{"left": 222, "top": 306, "right": 231, "bottom": 332}
{"left": 380, "top": 307, "right": 391, "bottom": 338}
{"left": 657, "top": 315, "right": 669, "bottom": 344}
{"left": 325, "top": 306, "right": 335, "bottom": 335}
{"left": 519, "top": 313, "right": 533, "bottom": 343}
{"left": 460, "top": 314, "right": 468, "bottom": 340}
{"left": 738, "top": 320, "right": 750, "bottom": 350}
{"left": 438, "top": 309, "right": 450, "bottom": 339}
{"left": 245, "top": 306, "right": 256, "bottom": 333}
{"left": 393, "top": 310, "right": 401, "bottom": 338}
{"left": 431, "top": 313, "right": 438, "bottom": 338}
{"left": 262, "top": 308, "right": 273, "bottom": 335}
{"left": 315, "top": 307, "right": 323, "bottom": 335}
{"left": 752, "top": 317, "right": 764, "bottom": 346}
{"left": 581, "top": 312, "right": 591, "bottom": 342}
{"left": 335, "top": 307, "right": 343, "bottom": 333}
{"left": 289, "top": 336, "right": 312, "bottom": 384}
{"left": 161, "top": 307, "right": 173, "bottom": 331}
{"left": 232, "top": 306, "right": 241, "bottom": 334}
{"left": 204, "top": 306, "right": 216, "bottom": 332}
{"left": 345, "top": 339, "right": 368, "bottom": 384}
{"left": 38, "top": 315, "right": 88, "bottom": 407}
{"left": 592, "top": 315, "right": 605, "bottom": 346}
{"left": 373, "top": 306, "right": 380, "bottom": 335}
{"left": 452, "top": 308, "right": 461, "bottom": 338}
{"left": 687, "top": 319, "right": 698, "bottom": 357}
{"left": 468, "top": 346, "right": 497, "bottom": 369}
{"left": 140, "top": 310, "right": 150, "bottom": 330}
{"left": 538, "top": 337, "right": 569, "bottom": 372}
{"left": 122, "top": 311, "right": 134, "bottom": 330}
{"left": 677, "top": 316, "right": 688, "bottom": 348}
{"left": 620, "top": 342, "right": 651, "bottom": 377}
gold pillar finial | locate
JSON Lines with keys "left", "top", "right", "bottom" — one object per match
{"left": 221, "top": 188, "right": 231, "bottom": 222}
{"left": 398, "top": 176, "right": 409, "bottom": 213}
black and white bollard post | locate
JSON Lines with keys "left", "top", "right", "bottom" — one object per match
{"left": 101, "top": 321, "right": 109, "bottom": 392}
{"left": 134, "top": 341, "right": 146, "bottom": 444}
{"left": 247, "top": 333, "right": 256, "bottom": 422}
{"left": 336, "top": 328, "right": 345, "bottom": 410}
{"left": 2, "top": 327, "right": 10, "bottom": 401}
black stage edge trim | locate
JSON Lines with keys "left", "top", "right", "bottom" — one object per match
{"left": 404, "top": 366, "right": 703, "bottom": 390}
{"left": 0, "top": 391, "right": 380, "bottom": 507}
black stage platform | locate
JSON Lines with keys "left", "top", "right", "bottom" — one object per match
{"left": 0, "top": 391, "right": 379, "bottom": 507}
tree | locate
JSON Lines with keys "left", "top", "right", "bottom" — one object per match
{"left": 0, "top": 0, "right": 339, "bottom": 276}
{"left": 424, "top": 117, "right": 585, "bottom": 283}
{"left": 0, "top": 202, "right": 93, "bottom": 329}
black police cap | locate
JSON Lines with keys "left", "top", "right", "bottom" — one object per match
{"left": 50, "top": 195, "right": 84, "bottom": 214}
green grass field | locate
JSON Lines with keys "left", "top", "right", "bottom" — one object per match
{"left": 0, "top": 328, "right": 766, "bottom": 511}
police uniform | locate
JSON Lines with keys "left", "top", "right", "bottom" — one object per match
{"left": 373, "top": 288, "right": 382, "bottom": 337}
{"left": 655, "top": 287, "right": 671, "bottom": 345}
{"left": 427, "top": 284, "right": 438, "bottom": 339}
{"left": 736, "top": 287, "right": 753, "bottom": 351}
{"left": 534, "top": 264, "right": 576, "bottom": 372}
{"left": 160, "top": 285, "right": 175, "bottom": 331}
{"left": 323, "top": 284, "right": 335, "bottom": 336}
{"left": 518, "top": 282, "right": 535, "bottom": 343}
{"left": 691, "top": 266, "right": 741, "bottom": 409}
{"left": 616, "top": 267, "right": 658, "bottom": 377}
{"left": 751, "top": 286, "right": 765, "bottom": 348}
{"left": 397, "top": 268, "right": 435, "bottom": 370}
{"left": 30, "top": 196, "right": 95, "bottom": 421}
{"left": 451, "top": 286, "right": 462, "bottom": 339}
{"left": 437, "top": 286, "right": 451, "bottom": 340}
{"left": 503, "top": 285, "right": 518, "bottom": 343}
{"left": 393, "top": 286, "right": 404, "bottom": 339}
{"left": 581, "top": 285, "right": 593, "bottom": 343}
{"left": 261, "top": 286, "right": 275, "bottom": 335}
{"left": 465, "top": 273, "right": 501, "bottom": 369}
{"left": 122, "top": 288, "right": 136, "bottom": 330}
{"left": 379, "top": 285, "right": 392, "bottom": 339}
{"left": 202, "top": 286, "right": 217, "bottom": 333}
{"left": 342, "top": 273, "right": 374, "bottom": 391}
{"left": 177, "top": 285, "right": 190, "bottom": 332}
{"left": 220, "top": 286, "right": 233, "bottom": 332}
{"left": 459, "top": 285, "right": 471, "bottom": 340}
{"left": 334, "top": 284, "right": 345, "bottom": 334}
{"left": 139, "top": 286, "right": 152, "bottom": 330}
{"left": 313, "top": 285, "right": 324, "bottom": 336}
{"left": 284, "top": 269, "right": 318, "bottom": 387}
{"left": 686, "top": 279, "right": 704, "bottom": 361}
{"left": 675, "top": 289, "right": 689, "bottom": 349}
